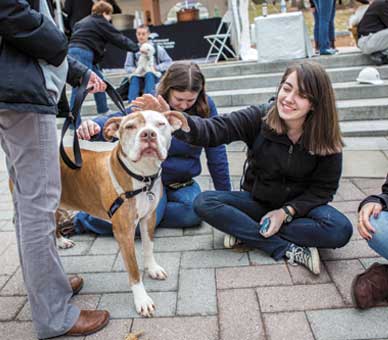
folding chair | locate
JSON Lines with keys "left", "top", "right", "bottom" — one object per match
{"left": 204, "top": 11, "right": 238, "bottom": 63}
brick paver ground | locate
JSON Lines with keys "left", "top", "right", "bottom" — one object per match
{"left": 1, "top": 150, "right": 388, "bottom": 340}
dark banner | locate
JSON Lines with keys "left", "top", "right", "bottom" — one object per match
{"left": 101, "top": 17, "right": 234, "bottom": 69}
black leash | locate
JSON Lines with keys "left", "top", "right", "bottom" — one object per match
{"left": 107, "top": 152, "right": 160, "bottom": 218}
{"left": 60, "top": 72, "right": 127, "bottom": 169}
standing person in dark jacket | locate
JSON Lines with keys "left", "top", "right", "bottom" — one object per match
{"left": 64, "top": 0, "right": 122, "bottom": 32}
{"left": 152, "top": 61, "right": 351, "bottom": 276}
{"left": 0, "top": 0, "right": 110, "bottom": 338}
{"left": 352, "top": 175, "right": 388, "bottom": 309}
{"left": 62, "top": 62, "right": 231, "bottom": 236}
{"left": 357, "top": 0, "right": 388, "bottom": 65}
{"left": 68, "top": 1, "right": 138, "bottom": 125}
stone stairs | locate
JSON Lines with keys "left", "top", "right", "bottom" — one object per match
{"left": 65, "top": 50, "right": 388, "bottom": 138}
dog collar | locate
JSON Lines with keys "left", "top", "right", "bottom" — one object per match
{"left": 117, "top": 152, "right": 160, "bottom": 185}
{"left": 107, "top": 153, "right": 161, "bottom": 218}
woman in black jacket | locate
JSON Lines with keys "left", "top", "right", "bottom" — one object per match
{"left": 68, "top": 1, "right": 138, "bottom": 124}
{"left": 138, "top": 61, "right": 353, "bottom": 275}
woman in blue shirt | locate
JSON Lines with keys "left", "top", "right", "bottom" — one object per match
{"left": 72, "top": 61, "right": 231, "bottom": 234}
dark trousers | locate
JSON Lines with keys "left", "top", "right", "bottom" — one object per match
{"left": 193, "top": 191, "right": 352, "bottom": 260}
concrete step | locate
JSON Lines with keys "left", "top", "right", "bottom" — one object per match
{"left": 67, "top": 78, "right": 388, "bottom": 110}
{"left": 75, "top": 97, "right": 388, "bottom": 124}
{"left": 340, "top": 120, "right": 388, "bottom": 137}
{"left": 200, "top": 52, "right": 375, "bottom": 78}
{"left": 209, "top": 81, "right": 388, "bottom": 107}
{"left": 91, "top": 52, "right": 378, "bottom": 88}
{"left": 206, "top": 65, "right": 388, "bottom": 91}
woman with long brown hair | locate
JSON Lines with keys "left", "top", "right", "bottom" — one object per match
{"left": 139, "top": 61, "right": 352, "bottom": 275}
{"left": 69, "top": 61, "right": 231, "bottom": 235}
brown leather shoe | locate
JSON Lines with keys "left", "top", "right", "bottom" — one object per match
{"left": 66, "top": 310, "right": 110, "bottom": 336}
{"left": 69, "top": 275, "right": 84, "bottom": 296}
{"left": 352, "top": 262, "right": 388, "bottom": 309}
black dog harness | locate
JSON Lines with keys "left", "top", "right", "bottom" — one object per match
{"left": 108, "top": 153, "right": 160, "bottom": 218}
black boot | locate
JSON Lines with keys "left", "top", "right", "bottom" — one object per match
{"left": 370, "top": 51, "right": 385, "bottom": 66}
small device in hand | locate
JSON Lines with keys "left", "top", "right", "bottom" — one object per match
{"left": 259, "top": 217, "right": 270, "bottom": 235}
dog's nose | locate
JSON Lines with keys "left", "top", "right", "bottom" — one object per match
{"left": 140, "top": 129, "right": 157, "bottom": 141}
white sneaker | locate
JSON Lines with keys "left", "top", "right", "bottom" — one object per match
{"left": 285, "top": 244, "right": 320, "bottom": 275}
{"left": 224, "top": 234, "right": 237, "bottom": 249}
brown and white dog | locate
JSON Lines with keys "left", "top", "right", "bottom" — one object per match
{"left": 59, "top": 110, "right": 189, "bottom": 317}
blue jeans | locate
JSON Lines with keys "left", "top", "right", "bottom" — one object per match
{"left": 73, "top": 180, "right": 202, "bottom": 234}
{"left": 367, "top": 211, "right": 388, "bottom": 259}
{"left": 68, "top": 47, "right": 109, "bottom": 126}
{"left": 159, "top": 180, "right": 202, "bottom": 228}
{"left": 128, "top": 72, "right": 158, "bottom": 102}
{"left": 193, "top": 191, "right": 352, "bottom": 260}
{"left": 313, "top": 0, "right": 336, "bottom": 51}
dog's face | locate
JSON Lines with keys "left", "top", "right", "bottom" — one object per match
{"left": 140, "top": 43, "right": 155, "bottom": 57}
{"left": 103, "top": 110, "right": 189, "bottom": 164}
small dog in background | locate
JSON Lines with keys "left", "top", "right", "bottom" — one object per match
{"left": 130, "top": 43, "right": 161, "bottom": 79}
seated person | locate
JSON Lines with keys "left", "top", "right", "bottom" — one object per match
{"left": 352, "top": 175, "right": 388, "bottom": 309}
{"left": 63, "top": 62, "right": 231, "bottom": 236}
{"left": 124, "top": 25, "right": 172, "bottom": 103}
{"left": 357, "top": 0, "right": 388, "bottom": 65}
{"left": 168, "top": 61, "right": 353, "bottom": 276}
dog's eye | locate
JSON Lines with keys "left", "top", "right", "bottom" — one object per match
{"left": 125, "top": 124, "right": 136, "bottom": 130}
{"left": 157, "top": 122, "right": 166, "bottom": 127}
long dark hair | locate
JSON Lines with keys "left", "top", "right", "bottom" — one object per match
{"left": 157, "top": 61, "right": 210, "bottom": 117}
{"left": 264, "top": 62, "right": 344, "bottom": 156}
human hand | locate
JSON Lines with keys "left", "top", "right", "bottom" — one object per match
{"left": 259, "top": 209, "right": 286, "bottom": 238}
{"left": 87, "top": 71, "right": 107, "bottom": 93}
{"left": 130, "top": 94, "right": 170, "bottom": 112}
{"left": 358, "top": 202, "right": 382, "bottom": 240}
{"left": 76, "top": 119, "right": 101, "bottom": 140}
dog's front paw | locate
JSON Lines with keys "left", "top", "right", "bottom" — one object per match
{"left": 57, "top": 235, "right": 75, "bottom": 249}
{"left": 134, "top": 293, "right": 155, "bottom": 317}
{"left": 146, "top": 263, "right": 167, "bottom": 280}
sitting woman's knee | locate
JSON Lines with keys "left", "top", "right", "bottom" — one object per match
{"left": 193, "top": 191, "right": 218, "bottom": 216}
{"left": 367, "top": 212, "right": 388, "bottom": 248}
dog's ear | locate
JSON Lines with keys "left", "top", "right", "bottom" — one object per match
{"left": 163, "top": 111, "right": 190, "bottom": 132}
{"left": 103, "top": 117, "right": 122, "bottom": 141}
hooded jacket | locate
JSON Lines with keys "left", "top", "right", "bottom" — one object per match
{"left": 0, "top": 0, "right": 87, "bottom": 115}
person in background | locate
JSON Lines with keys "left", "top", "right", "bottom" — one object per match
{"left": 61, "top": 62, "right": 231, "bottom": 236}
{"left": 68, "top": 1, "right": 138, "bottom": 126}
{"left": 124, "top": 25, "right": 172, "bottom": 103}
{"left": 310, "top": 0, "right": 337, "bottom": 54}
{"left": 352, "top": 175, "right": 388, "bottom": 309}
{"left": 311, "top": 0, "right": 337, "bottom": 55}
{"left": 0, "top": 0, "right": 110, "bottom": 338}
{"left": 169, "top": 62, "right": 353, "bottom": 276}
{"left": 64, "top": 0, "right": 121, "bottom": 32}
{"left": 357, "top": 0, "right": 388, "bottom": 65}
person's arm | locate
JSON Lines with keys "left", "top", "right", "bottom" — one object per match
{"left": 124, "top": 52, "right": 136, "bottom": 74}
{"left": 381, "top": 3, "right": 388, "bottom": 27}
{"left": 359, "top": 175, "right": 388, "bottom": 211}
{"left": 155, "top": 46, "right": 172, "bottom": 73}
{"left": 100, "top": 19, "right": 139, "bottom": 52}
{"left": 0, "top": 0, "right": 68, "bottom": 66}
{"left": 67, "top": 55, "right": 88, "bottom": 87}
{"left": 204, "top": 97, "right": 231, "bottom": 191}
{"left": 174, "top": 105, "right": 265, "bottom": 148}
{"left": 92, "top": 111, "right": 127, "bottom": 141}
{"left": 283, "top": 153, "right": 342, "bottom": 217}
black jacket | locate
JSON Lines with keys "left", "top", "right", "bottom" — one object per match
{"left": 0, "top": 0, "right": 88, "bottom": 115}
{"left": 69, "top": 14, "right": 138, "bottom": 64}
{"left": 359, "top": 175, "right": 388, "bottom": 210}
{"left": 175, "top": 104, "right": 342, "bottom": 217}
{"left": 64, "top": 0, "right": 122, "bottom": 31}
{"left": 358, "top": 0, "right": 388, "bottom": 37}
